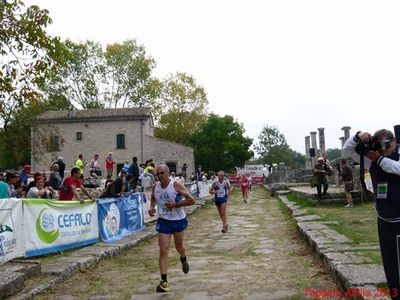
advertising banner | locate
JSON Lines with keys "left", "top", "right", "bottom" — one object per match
{"left": 142, "top": 190, "right": 158, "bottom": 223}
{"left": 236, "top": 165, "right": 268, "bottom": 177}
{"left": 0, "top": 198, "right": 24, "bottom": 263}
{"left": 98, "top": 193, "right": 144, "bottom": 243}
{"left": 24, "top": 199, "right": 98, "bottom": 257}
{"left": 197, "top": 181, "right": 212, "bottom": 198}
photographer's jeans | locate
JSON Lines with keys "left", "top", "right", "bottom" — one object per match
{"left": 316, "top": 177, "right": 329, "bottom": 200}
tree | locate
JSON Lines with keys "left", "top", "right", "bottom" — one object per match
{"left": 190, "top": 114, "right": 253, "bottom": 172}
{"left": 256, "top": 125, "right": 304, "bottom": 168}
{"left": 0, "top": 0, "right": 62, "bottom": 169}
{"left": 42, "top": 40, "right": 104, "bottom": 109}
{"left": 0, "top": 0, "right": 61, "bottom": 127}
{"left": 326, "top": 148, "right": 342, "bottom": 161}
{"left": 42, "top": 39, "right": 162, "bottom": 109}
{"left": 154, "top": 72, "right": 208, "bottom": 145}
{"left": 104, "top": 39, "right": 161, "bottom": 108}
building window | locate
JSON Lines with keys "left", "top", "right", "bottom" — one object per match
{"left": 76, "top": 132, "right": 83, "bottom": 141}
{"left": 116, "top": 134, "right": 125, "bottom": 149}
{"left": 51, "top": 135, "right": 60, "bottom": 151}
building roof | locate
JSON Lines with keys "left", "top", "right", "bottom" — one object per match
{"left": 36, "top": 107, "right": 152, "bottom": 123}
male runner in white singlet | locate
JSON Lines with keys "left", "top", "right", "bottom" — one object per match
{"left": 149, "top": 164, "right": 195, "bottom": 293}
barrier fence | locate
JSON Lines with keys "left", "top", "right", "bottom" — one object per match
{"left": 0, "top": 181, "right": 212, "bottom": 264}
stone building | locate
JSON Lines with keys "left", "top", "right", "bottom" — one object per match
{"left": 31, "top": 108, "right": 194, "bottom": 177}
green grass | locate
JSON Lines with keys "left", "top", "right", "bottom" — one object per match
{"left": 286, "top": 192, "right": 314, "bottom": 208}
{"left": 285, "top": 192, "right": 380, "bottom": 264}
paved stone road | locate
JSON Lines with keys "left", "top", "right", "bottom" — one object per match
{"left": 38, "top": 186, "right": 337, "bottom": 300}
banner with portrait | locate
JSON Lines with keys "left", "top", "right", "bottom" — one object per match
{"left": 97, "top": 193, "right": 144, "bottom": 243}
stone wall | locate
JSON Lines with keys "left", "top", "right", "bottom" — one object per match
{"left": 144, "top": 136, "right": 195, "bottom": 176}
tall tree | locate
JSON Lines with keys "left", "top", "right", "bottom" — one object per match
{"left": 326, "top": 148, "right": 342, "bottom": 161}
{"left": 0, "top": 0, "right": 62, "bottom": 168}
{"left": 42, "top": 40, "right": 104, "bottom": 109}
{"left": 190, "top": 114, "right": 253, "bottom": 172}
{"left": 256, "top": 125, "right": 304, "bottom": 168}
{"left": 104, "top": 39, "right": 161, "bottom": 108}
{"left": 0, "top": 0, "right": 61, "bottom": 128}
{"left": 154, "top": 72, "right": 208, "bottom": 145}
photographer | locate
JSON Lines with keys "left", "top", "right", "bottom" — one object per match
{"left": 344, "top": 129, "right": 400, "bottom": 298}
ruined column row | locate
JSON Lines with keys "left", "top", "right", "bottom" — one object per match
{"left": 304, "top": 126, "right": 351, "bottom": 169}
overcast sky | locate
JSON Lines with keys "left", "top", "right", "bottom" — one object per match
{"left": 25, "top": 0, "right": 400, "bottom": 154}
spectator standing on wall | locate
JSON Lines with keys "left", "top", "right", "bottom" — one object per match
{"left": 128, "top": 156, "right": 139, "bottom": 190}
{"left": 52, "top": 157, "right": 65, "bottom": 179}
{"left": 181, "top": 163, "right": 188, "bottom": 180}
{"left": 75, "top": 154, "right": 85, "bottom": 179}
{"left": 123, "top": 160, "right": 130, "bottom": 173}
{"left": 47, "top": 164, "right": 62, "bottom": 190}
{"left": 314, "top": 157, "right": 328, "bottom": 201}
{"left": 106, "top": 152, "right": 115, "bottom": 178}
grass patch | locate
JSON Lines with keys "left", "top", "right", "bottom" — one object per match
{"left": 286, "top": 192, "right": 314, "bottom": 208}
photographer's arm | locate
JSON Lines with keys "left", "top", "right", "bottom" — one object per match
{"left": 373, "top": 153, "right": 400, "bottom": 176}
{"left": 343, "top": 132, "right": 372, "bottom": 169}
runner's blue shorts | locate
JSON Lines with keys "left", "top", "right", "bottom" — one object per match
{"left": 215, "top": 198, "right": 228, "bottom": 206}
{"left": 156, "top": 218, "right": 188, "bottom": 234}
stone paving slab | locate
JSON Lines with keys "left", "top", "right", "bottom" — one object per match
{"left": 0, "top": 261, "right": 41, "bottom": 299}
{"left": 277, "top": 192, "right": 387, "bottom": 299}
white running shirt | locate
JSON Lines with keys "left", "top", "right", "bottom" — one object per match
{"left": 154, "top": 180, "right": 186, "bottom": 221}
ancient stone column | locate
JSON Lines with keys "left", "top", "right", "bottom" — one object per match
{"left": 305, "top": 136, "right": 312, "bottom": 169}
{"left": 310, "top": 131, "right": 318, "bottom": 166}
{"left": 339, "top": 137, "right": 345, "bottom": 156}
{"left": 318, "top": 127, "right": 326, "bottom": 155}
{"left": 342, "top": 126, "right": 351, "bottom": 142}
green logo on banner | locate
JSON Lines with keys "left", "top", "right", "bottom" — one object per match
{"left": 36, "top": 208, "right": 60, "bottom": 244}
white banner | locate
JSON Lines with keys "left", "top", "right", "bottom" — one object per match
{"left": 197, "top": 181, "right": 212, "bottom": 199}
{"left": 0, "top": 198, "right": 24, "bottom": 263}
{"left": 236, "top": 165, "right": 268, "bottom": 177}
{"left": 23, "top": 199, "right": 99, "bottom": 257}
{"left": 142, "top": 191, "right": 158, "bottom": 223}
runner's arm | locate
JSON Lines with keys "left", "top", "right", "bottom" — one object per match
{"left": 149, "top": 184, "right": 157, "bottom": 216}
{"left": 173, "top": 181, "right": 195, "bottom": 207}
{"left": 209, "top": 182, "right": 217, "bottom": 194}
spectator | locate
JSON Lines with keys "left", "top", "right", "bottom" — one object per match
{"left": 0, "top": 179, "right": 8, "bottom": 199}
{"left": 314, "top": 157, "right": 328, "bottom": 201}
{"left": 47, "top": 164, "right": 62, "bottom": 190}
{"left": 176, "top": 173, "right": 185, "bottom": 184}
{"left": 123, "top": 174, "right": 136, "bottom": 193}
{"left": 170, "top": 171, "right": 176, "bottom": 181}
{"left": 127, "top": 156, "right": 139, "bottom": 190}
{"left": 59, "top": 167, "right": 94, "bottom": 203}
{"left": 89, "top": 154, "right": 101, "bottom": 178}
{"left": 340, "top": 158, "right": 354, "bottom": 208}
{"left": 99, "top": 176, "right": 126, "bottom": 198}
{"left": 26, "top": 172, "right": 45, "bottom": 194}
{"left": 105, "top": 175, "right": 113, "bottom": 189}
{"left": 26, "top": 177, "right": 55, "bottom": 199}
{"left": 322, "top": 153, "right": 332, "bottom": 195}
{"left": 5, "top": 173, "right": 19, "bottom": 198}
{"left": 75, "top": 154, "right": 85, "bottom": 178}
{"left": 123, "top": 160, "right": 130, "bottom": 173}
{"left": 181, "top": 163, "right": 188, "bottom": 179}
{"left": 19, "top": 164, "right": 31, "bottom": 186}
{"left": 52, "top": 157, "right": 65, "bottom": 179}
{"left": 106, "top": 152, "right": 115, "bottom": 178}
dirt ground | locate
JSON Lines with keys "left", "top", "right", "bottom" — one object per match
{"left": 37, "top": 186, "right": 337, "bottom": 300}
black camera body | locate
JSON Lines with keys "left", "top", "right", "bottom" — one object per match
{"left": 355, "top": 139, "right": 391, "bottom": 155}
